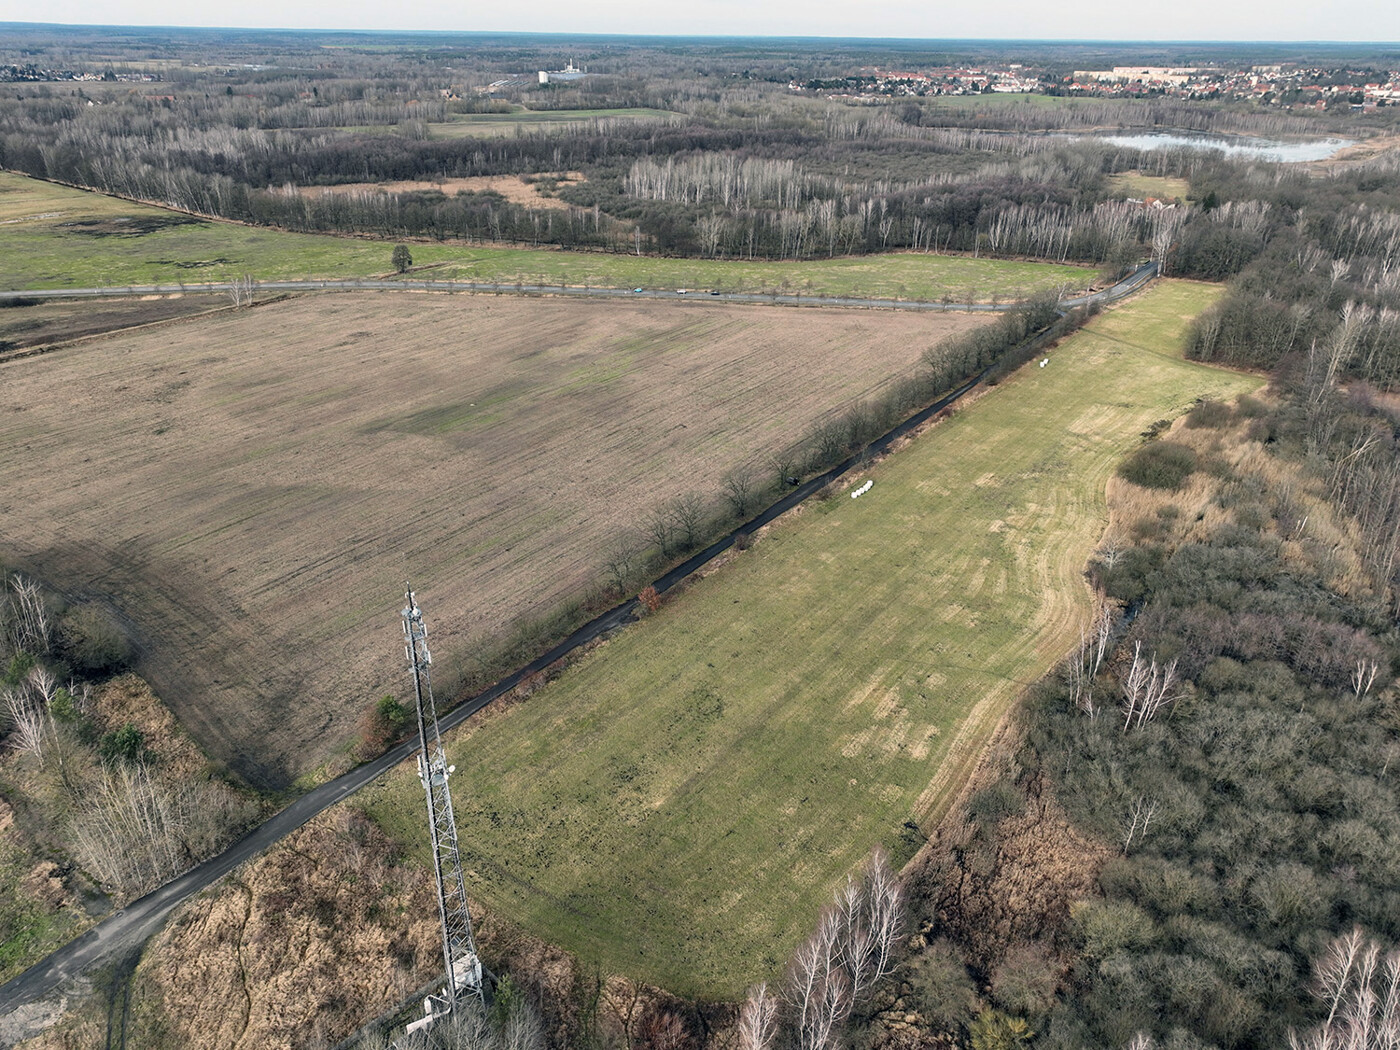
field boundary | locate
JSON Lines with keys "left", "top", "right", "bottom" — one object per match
{"left": 0, "top": 263, "right": 1154, "bottom": 315}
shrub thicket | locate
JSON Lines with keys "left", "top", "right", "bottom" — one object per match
{"left": 1116, "top": 440, "right": 1197, "bottom": 490}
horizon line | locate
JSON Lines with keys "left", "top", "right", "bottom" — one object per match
{"left": 2, "top": 21, "right": 1398, "bottom": 47}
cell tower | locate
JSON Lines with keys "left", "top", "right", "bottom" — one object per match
{"left": 401, "top": 585, "right": 486, "bottom": 1038}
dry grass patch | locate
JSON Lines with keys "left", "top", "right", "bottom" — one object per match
{"left": 298, "top": 173, "right": 584, "bottom": 210}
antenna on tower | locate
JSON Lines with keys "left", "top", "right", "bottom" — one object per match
{"left": 400, "top": 584, "right": 486, "bottom": 1040}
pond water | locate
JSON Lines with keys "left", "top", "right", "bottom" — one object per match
{"left": 1090, "top": 131, "right": 1353, "bottom": 163}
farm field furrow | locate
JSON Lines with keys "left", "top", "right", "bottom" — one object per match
{"left": 0, "top": 293, "right": 991, "bottom": 789}
{"left": 359, "top": 280, "right": 1259, "bottom": 999}
{"left": 0, "top": 172, "right": 1092, "bottom": 301}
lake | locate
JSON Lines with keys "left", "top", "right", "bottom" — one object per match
{"left": 1090, "top": 131, "right": 1353, "bottom": 162}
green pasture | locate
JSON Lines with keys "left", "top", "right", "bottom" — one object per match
{"left": 417, "top": 251, "right": 1091, "bottom": 302}
{"left": 0, "top": 173, "right": 461, "bottom": 289}
{"left": 0, "top": 172, "right": 1091, "bottom": 301}
{"left": 358, "top": 280, "right": 1256, "bottom": 998}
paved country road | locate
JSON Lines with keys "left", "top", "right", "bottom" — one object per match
{"left": 0, "top": 261, "right": 1156, "bottom": 313}
{"left": 0, "top": 261, "right": 1157, "bottom": 1040}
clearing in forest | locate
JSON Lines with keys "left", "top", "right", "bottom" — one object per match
{"left": 0, "top": 293, "right": 990, "bottom": 789}
{"left": 359, "top": 280, "right": 1259, "bottom": 998}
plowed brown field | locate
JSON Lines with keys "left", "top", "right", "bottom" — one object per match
{"left": 0, "top": 292, "right": 991, "bottom": 788}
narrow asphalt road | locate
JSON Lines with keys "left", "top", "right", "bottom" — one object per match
{"left": 0, "top": 261, "right": 1157, "bottom": 1034}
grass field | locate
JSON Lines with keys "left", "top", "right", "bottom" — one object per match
{"left": 359, "top": 280, "right": 1258, "bottom": 998}
{"left": 0, "top": 294, "right": 991, "bottom": 789}
{"left": 1107, "top": 171, "right": 1192, "bottom": 201}
{"left": 416, "top": 251, "right": 1092, "bottom": 303}
{"left": 0, "top": 172, "right": 1092, "bottom": 301}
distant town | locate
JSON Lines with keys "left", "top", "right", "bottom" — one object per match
{"left": 795, "top": 62, "right": 1400, "bottom": 109}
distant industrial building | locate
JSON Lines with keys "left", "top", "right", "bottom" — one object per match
{"left": 538, "top": 60, "right": 588, "bottom": 85}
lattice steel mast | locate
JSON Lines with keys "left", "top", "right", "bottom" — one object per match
{"left": 403, "top": 584, "right": 485, "bottom": 1025}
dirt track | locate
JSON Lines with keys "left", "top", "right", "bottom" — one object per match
{"left": 0, "top": 293, "right": 990, "bottom": 788}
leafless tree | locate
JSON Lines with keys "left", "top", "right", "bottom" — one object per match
{"left": 771, "top": 452, "right": 799, "bottom": 491}
{"left": 5, "top": 574, "right": 51, "bottom": 656}
{"left": 789, "top": 909, "right": 849, "bottom": 1050}
{"left": 1068, "top": 600, "right": 1115, "bottom": 720}
{"left": 1352, "top": 659, "right": 1380, "bottom": 701}
{"left": 1120, "top": 641, "right": 1181, "bottom": 732}
{"left": 724, "top": 466, "right": 758, "bottom": 519}
{"left": 837, "top": 878, "right": 875, "bottom": 1003}
{"left": 500, "top": 990, "right": 546, "bottom": 1050}
{"left": 227, "top": 273, "right": 255, "bottom": 306}
{"left": 669, "top": 493, "right": 707, "bottom": 551}
{"left": 698, "top": 213, "right": 726, "bottom": 258}
{"left": 1289, "top": 927, "right": 1400, "bottom": 1050}
{"left": 4, "top": 686, "right": 45, "bottom": 763}
{"left": 784, "top": 847, "right": 904, "bottom": 1050}
{"left": 737, "top": 984, "right": 779, "bottom": 1050}
{"left": 644, "top": 507, "right": 675, "bottom": 558}
{"left": 605, "top": 536, "right": 640, "bottom": 596}
{"left": 1121, "top": 796, "right": 1158, "bottom": 855}
{"left": 70, "top": 763, "right": 254, "bottom": 897}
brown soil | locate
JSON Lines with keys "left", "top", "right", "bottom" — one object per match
{"left": 0, "top": 295, "right": 233, "bottom": 359}
{"left": 0, "top": 293, "right": 992, "bottom": 788}
{"left": 299, "top": 173, "right": 585, "bottom": 210}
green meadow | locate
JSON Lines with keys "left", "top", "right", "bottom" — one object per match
{"left": 359, "top": 280, "right": 1258, "bottom": 998}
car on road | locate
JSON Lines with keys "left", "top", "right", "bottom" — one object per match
{"left": 709, "top": 289, "right": 721, "bottom": 296}
{"left": 676, "top": 289, "right": 687, "bottom": 294}
{"left": 633, "top": 287, "right": 644, "bottom": 293}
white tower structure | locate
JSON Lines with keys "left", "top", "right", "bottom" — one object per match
{"left": 401, "top": 585, "right": 486, "bottom": 1037}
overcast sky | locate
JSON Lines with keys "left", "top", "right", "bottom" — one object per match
{"left": 6, "top": 0, "right": 1400, "bottom": 43}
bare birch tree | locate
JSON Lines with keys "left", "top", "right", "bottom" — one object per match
{"left": 1352, "top": 659, "right": 1380, "bottom": 702}
{"left": 70, "top": 764, "right": 254, "bottom": 897}
{"left": 4, "top": 574, "right": 51, "bottom": 656}
{"left": 4, "top": 686, "right": 45, "bottom": 763}
{"left": 1121, "top": 796, "right": 1159, "bottom": 855}
{"left": 737, "top": 984, "right": 779, "bottom": 1050}
{"left": 1290, "top": 927, "right": 1400, "bottom": 1050}
{"left": 1068, "top": 600, "right": 1115, "bottom": 719}
{"left": 784, "top": 846, "right": 905, "bottom": 1050}
{"left": 227, "top": 273, "right": 255, "bottom": 307}
{"left": 1120, "top": 641, "right": 1182, "bottom": 732}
